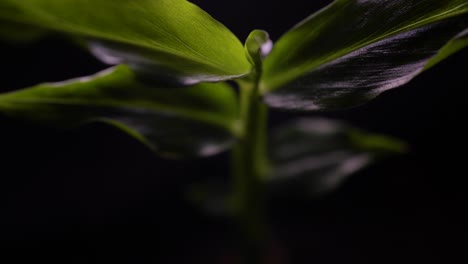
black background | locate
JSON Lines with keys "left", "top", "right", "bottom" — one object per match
{"left": 1, "top": 1, "right": 467, "bottom": 263}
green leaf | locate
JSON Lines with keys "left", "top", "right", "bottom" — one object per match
{"left": 268, "top": 118, "right": 406, "bottom": 197}
{"left": 0, "top": 65, "right": 241, "bottom": 158}
{"left": 0, "top": 0, "right": 251, "bottom": 85}
{"left": 261, "top": 0, "right": 468, "bottom": 110}
{"left": 244, "top": 29, "right": 273, "bottom": 70}
{"left": 424, "top": 28, "right": 468, "bottom": 70}
{"left": 0, "top": 19, "right": 48, "bottom": 43}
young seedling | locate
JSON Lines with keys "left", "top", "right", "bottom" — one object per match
{"left": 0, "top": 0, "right": 466, "bottom": 262}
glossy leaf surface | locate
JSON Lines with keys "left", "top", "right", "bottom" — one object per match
{"left": 262, "top": 0, "right": 468, "bottom": 110}
{"left": 0, "top": 0, "right": 251, "bottom": 85}
{"left": 268, "top": 118, "right": 406, "bottom": 196}
{"left": 0, "top": 65, "right": 241, "bottom": 158}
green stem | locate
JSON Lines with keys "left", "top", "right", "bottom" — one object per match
{"left": 231, "top": 77, "right": 269, "bottom": 263}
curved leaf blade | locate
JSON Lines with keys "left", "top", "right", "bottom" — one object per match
{"left": 0, "top": 19, "right": 47, "bottom": 43}
{"left": 0, "top": 0, "right": 251, "bottom": 85}
{"left": 0, "top": 65, "right": 241, "bottom": 158}
{"left": 244, "top": 29, "right": 273, "bottom": 68}
{"left": 268, "top": 118, "right": 406, "bottom": 196}
{"left": 424, "top": 28, "right": 468, "bottom": 70}
{"left": 262, "top": 0, "right": 468, "bottom": 110}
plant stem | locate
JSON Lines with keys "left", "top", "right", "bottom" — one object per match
{"left": 232, "top": 77, "right": 269, "bottom": 263}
